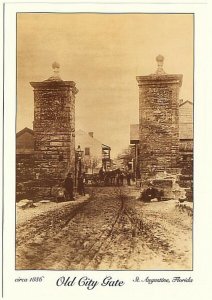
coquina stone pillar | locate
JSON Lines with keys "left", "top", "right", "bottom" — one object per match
{"left": 136, "top": 55, "right": 183, "bottom": 181}
{"left": 30, "top": 62, "right": 78, "bottom": 198}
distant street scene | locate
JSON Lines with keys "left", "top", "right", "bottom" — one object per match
{"left": 16, "top": 13, "right": 193, "bottom": 270}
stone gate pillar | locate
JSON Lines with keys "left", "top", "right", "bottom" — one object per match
{"left": 30, "top": 62, "right": 78, "bottom": 198}
{"left": 136, "top": 55, "right": 183, "bottom": 182}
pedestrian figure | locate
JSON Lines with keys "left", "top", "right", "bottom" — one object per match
{"left": 119, "top": 172, "right": 124, "bottom": 186}
{"left": 64, "top": 172, "right": 74, "bottom": 201}
{"left": 78, "top": 174, "right": 85, "bottom": 196}
{"left": 140, "top": 182, "right": 162, "bottom": 202}
{"left": 116, "top": 172, "right": 120, "bottom": 186}
{"left": 126, "top": 172, "right": 131, "bottom": 186}
{"left": 99, "top": 167, "right": 104, "bottom": 182}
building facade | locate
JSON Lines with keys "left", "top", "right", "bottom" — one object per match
{"left": 75, "top": 130, "right": 111, "bottom": 173}
{"left": 179, "top": 100, "right": 193, "bottom": 201}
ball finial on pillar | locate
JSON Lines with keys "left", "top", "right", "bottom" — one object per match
{"left": 46, "top": 61, "right": 62, "bottom": 81}
{"left": 52, "top": 61, "right": 60, "bottom": 69}
{"left": 52, "top": 61, "right": 60, "bottom": 78}
{"left": 155, "top": 55, "right": 166, "bottom": 75}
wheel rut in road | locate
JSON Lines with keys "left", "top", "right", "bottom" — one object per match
{"left": 16, "top": 187, "right": 192, "bottom": 270}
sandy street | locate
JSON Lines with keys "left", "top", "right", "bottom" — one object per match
{"left": 16, "top": 187, "right": 192, "bottom": 270}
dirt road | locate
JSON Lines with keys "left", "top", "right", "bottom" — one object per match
{"left": 16, "top": 187, "right": 192, "bottom": 270}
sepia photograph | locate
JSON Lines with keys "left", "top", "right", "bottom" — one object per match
{"left": 15, "top": 13, "right": 193, "bottom": 271}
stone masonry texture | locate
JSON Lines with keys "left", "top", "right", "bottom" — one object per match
{"left": 30, "top": 78, "right": 78, "bottom": 199}
{"left": 136, "top": 72, "right": 183, "bottom": 180}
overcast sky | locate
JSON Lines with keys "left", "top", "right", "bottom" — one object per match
{"left": 17, "top": 13, "right": 193, "bottom": 158}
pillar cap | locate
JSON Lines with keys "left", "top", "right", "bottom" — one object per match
{"left": 136, "top": 74, "right": 183, "bottom": 87}
{"left": 30, "top": 80, "right": 79, "bottom": 94}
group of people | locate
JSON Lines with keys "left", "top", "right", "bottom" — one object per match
{"left": 115, "top": 170, "right": 132, "bottom": 186}
{"left": 62, "top": 170, "right": 164, "bottom": 203}
{"left": 60, "top": 168, "right": 133, "bottom": 201}
{"left": 99, "top": 167, "right": 133, "bottom": 186}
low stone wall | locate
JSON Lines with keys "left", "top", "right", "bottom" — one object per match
{"left": 16, "top": 153, "right": 35, "bottom": 201}
{"left": 16, "top": 153, "right": 64, "bottom": 201}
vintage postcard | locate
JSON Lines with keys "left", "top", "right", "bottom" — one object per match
{"left": 2, "top": 1, "right": 212, "bottom": 299}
